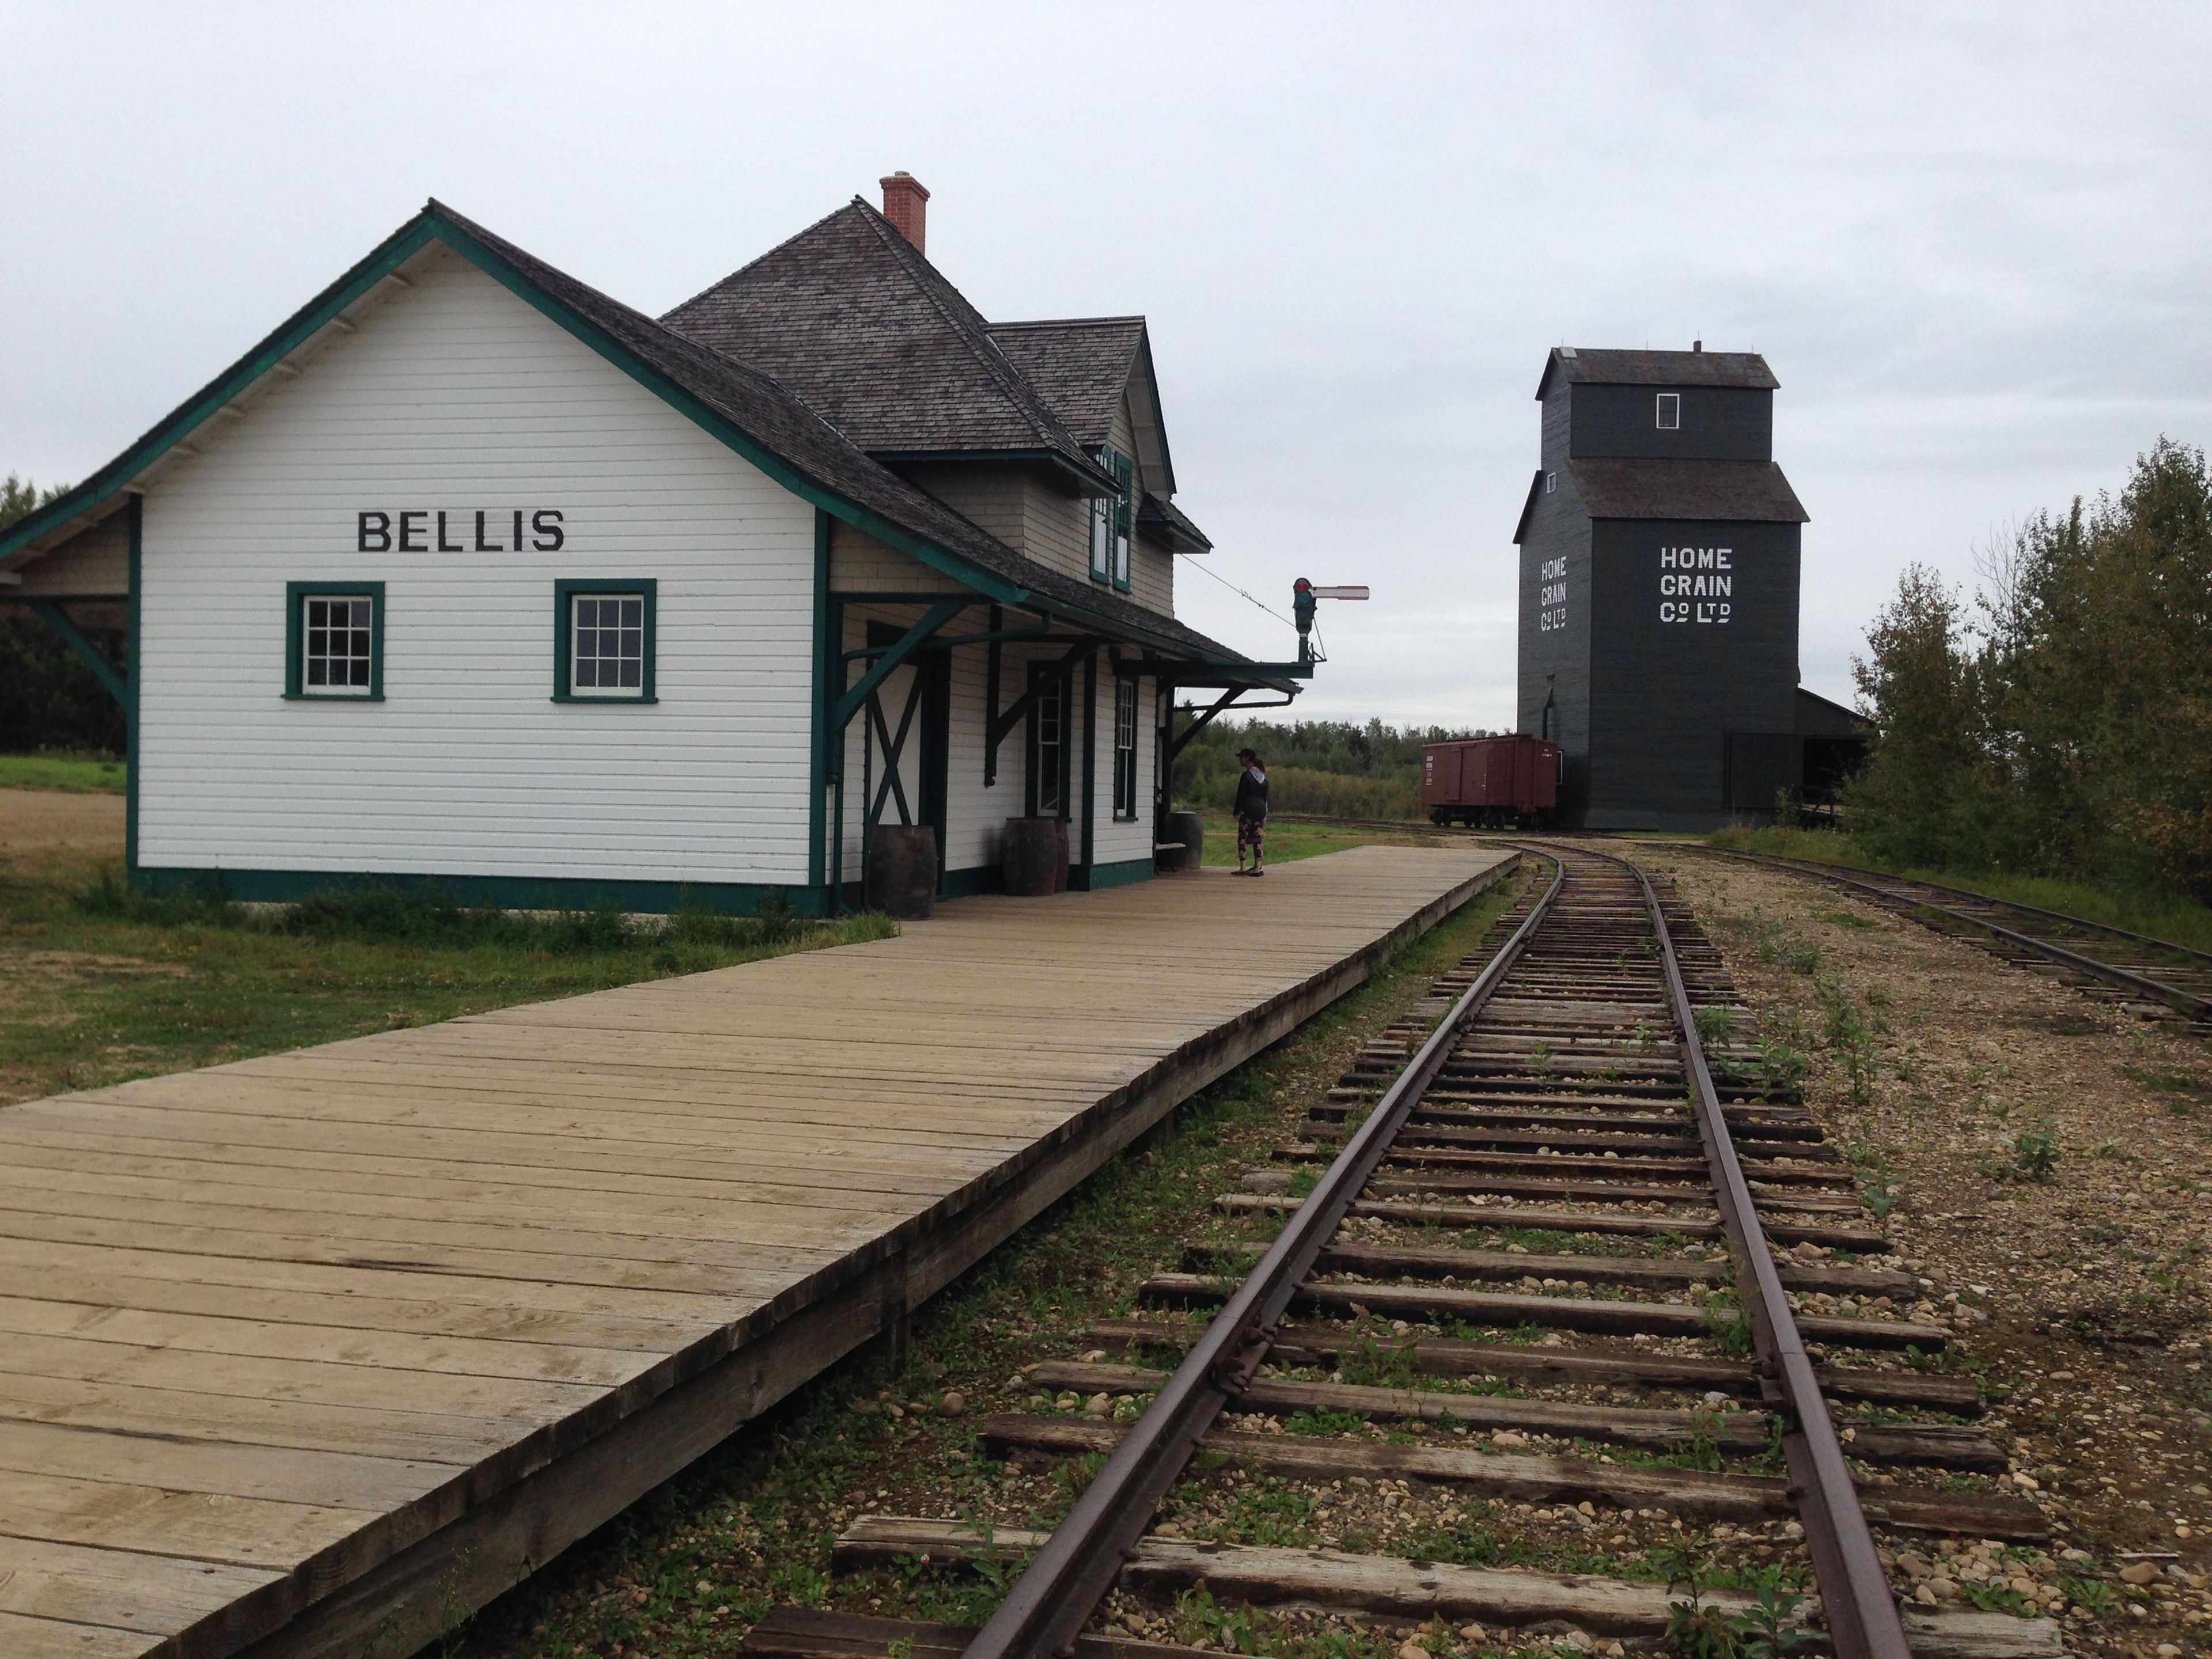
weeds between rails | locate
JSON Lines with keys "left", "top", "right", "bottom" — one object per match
{"left": 747, "top": 850, "right": 2063, "bottom": 1659}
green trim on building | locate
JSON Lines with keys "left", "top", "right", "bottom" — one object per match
{"left": 135, "top": 865, "right": 834, "bottom": 918}
{"left": 808, "top": 509, "right": 831, "bottom": 889}
{"left": 126, "top": 497, "right": 141, "bottom": 880}
{"left": 26, "top": 600, "right": 128, "bottom": 707}
{"left": 283, "top": 581, "right": 385, "bottom": 700}
{"left": 1080, "top": 654, "right": 1097, "bottom": 872}
{"left": 0, "top": 219, "right": 441, "bottom": 564}
{"left": 552, "top": 578, "right": 658, "bottom": 703}
{"left": 1069, "top": 856, "right": 1154, "bottom": 892}
{"left": 938, "top": 863, "right": 999, "bottom": 900}
{"left": 0, "top": 206, "right": 1256, "bottom": 678}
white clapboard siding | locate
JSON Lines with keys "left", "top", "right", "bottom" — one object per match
{"left": 944, "top": 638, "right": 1017, "bottom": 873}
{"left": 138, "top": 244, "right": 818, "bottom": 885}
{"left": 1086, "top": 662, "right": 1158, "bottom": 870}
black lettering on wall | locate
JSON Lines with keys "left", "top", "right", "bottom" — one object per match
{"left": 436, "top": 512, "right": 463, "bottom": 553}
{"left": 532, "top": 508, "right": 565, "bottom": 552}
{"left": 474, "top": 510, "right": 502, "bottom": 552}
{"left": 357, "top": 511, "right": 391, "bottom": 552}
{"left": 399, "top": 511, "right": 428, "bottom": 552}
{"left": 513, "top": 509, "right": 524, "bottom": 550}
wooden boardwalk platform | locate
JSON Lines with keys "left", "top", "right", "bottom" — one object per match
{"left": 0, "top": 845, "right": 1513, "bottom": 1659}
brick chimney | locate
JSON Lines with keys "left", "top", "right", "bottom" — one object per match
{"left": 880, "top": 172, "right": 929, "bottom": 253}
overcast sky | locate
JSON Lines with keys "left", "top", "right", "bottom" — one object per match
{"left": 6, "top": 3, "right": 2207, "bottom": 728}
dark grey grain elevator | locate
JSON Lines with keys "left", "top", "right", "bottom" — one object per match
{"left": 1512, "top": 346, "right": 1859, "bottom": 829}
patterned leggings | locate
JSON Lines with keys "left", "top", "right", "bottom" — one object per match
{"left": 1237, "top": 816, "right": 1266, "bottom": 863}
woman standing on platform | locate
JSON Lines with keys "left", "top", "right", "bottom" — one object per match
{"left": 1233, "top": 748, "right": 1269, "bottom": 877}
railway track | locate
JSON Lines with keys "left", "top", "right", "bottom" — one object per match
{"left": 745, "top": 847, "right": 2065, "bottom": 1659}
{"left": 1698, "top": 847, "right": 2212, "bottom": 1036}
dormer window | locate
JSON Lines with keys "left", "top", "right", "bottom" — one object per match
{"left": 1090, "top": 450, "right": 1133, "bottom": 590}
{"left": 1656, "top": 393, "right": 1680, "bottom": 430}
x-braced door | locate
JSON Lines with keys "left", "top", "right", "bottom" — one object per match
{"left": 860, "top": 622, "right": 950, "bottom": 887}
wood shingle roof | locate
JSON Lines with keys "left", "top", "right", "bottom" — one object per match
{"left": 1569, "top": 458, "right": 1809, "bottom": 523}
{"left": 660, "top": 201, "right": 1115, "bottom": 490}
{"left": 984, "top": 317, "right": 1148, "bottom": 449}
{"left": 1536, "top": 347, "right": 1779, "bottom": 400}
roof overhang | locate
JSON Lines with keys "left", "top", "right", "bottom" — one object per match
{"left": 872, "top": 447, "right": 1118, "bottom": 497}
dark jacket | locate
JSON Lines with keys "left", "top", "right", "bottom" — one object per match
{"left": 1233, "top": 765, "right": 1269, "bottom": 821}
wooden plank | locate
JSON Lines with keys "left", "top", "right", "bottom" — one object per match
{"left": 976, "top": 1414, "right": 2046, "bottom": 1537}
{"left": 0, "top": 1299, "right": 653, "bottom": 1390}
{"left": 0, "top": 1419, "right": 454, "bottom": 1514}
{"left": 0, "top": 849, "right": 1517, "bottom": 1659}
{"left": 0, "top": 1467, "right": 375, "bottom": 1570}
{"left": 0, "top": 1238, "right": 724, "bottom": 1348}
{"left": 1026, "top": 1360, "right": 1773, "bottom": 1450}
{"left": 0, "top": 1609, "right": 160, "bottom": 1659}
{"left": 832, "top": 1518, "right": 2063, "bottom": 1656}
{"left": 1083, "top": 1318, "right": 1983, "bottom": 1412}
{"left": 0, "top": 1535, "right": 279, "bottom": 1638}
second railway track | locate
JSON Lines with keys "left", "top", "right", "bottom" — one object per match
{"left": 1694, "top": 847, "right": 2212, "bottom": 1036}
{"left": 748, "top": 847, "right": 2067, "bottom": 1659}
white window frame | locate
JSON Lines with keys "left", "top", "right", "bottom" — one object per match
{"left": 1112, "top": 677, "right": 1139, "bottom": 820}
{"left": 1656, "top": 392, "right": 1680, "bottom": 430}
{"left": 1089, "top": 490, "right": 1113, "bottom": 582}
{"left": 554, "top": 579, "right": 657, "bottom": 703}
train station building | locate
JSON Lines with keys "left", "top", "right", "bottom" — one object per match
{"left": 1512, "top": 346, "right": 1866, "bottom": 830}
{"left": 0, "top": 177, "right": 1304, "bottom": 911}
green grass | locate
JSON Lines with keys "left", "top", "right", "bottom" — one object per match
{"left": 1191, "top": 812, "right": 1446, "bottom": 868}
{"left": 1707, "top": 824, "right": 2212, "bottom": 954}
{"left": 0, "top": 751, "right": 126, "bottom": 792}
{"left": 0, "top": 844, "right": 896, "bottom": 1105}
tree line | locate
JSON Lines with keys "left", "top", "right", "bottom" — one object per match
{"left": 1848, "top": 438, "right": 2211, "bottom": 902}
{"left": 0, "top": 474, "right": 128, "bottom": 755}
{"left": 1172, "top": 716, "right": 1493, "bottom": 821}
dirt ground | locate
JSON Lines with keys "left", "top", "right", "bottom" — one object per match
{"left": 1625, "top": 843, "right": 2212, "bottom": 1658}
{"left": 0, "top": 786, "right": 124, "bottom": 855}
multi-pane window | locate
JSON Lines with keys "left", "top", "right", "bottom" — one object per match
{"left": 286, "top": 583, "right": 383, "bottom": 700}
{"left": 1112, "top": 677, "right": 1139, "bottom": 819}
{"left": 1111, "top": 453, "right": 1134, "bottom": 591}
{"left": 303, "top": 595, "right": 376, "bottom": 693}
{"left": 1033, "top": 670, "right": 1066, "bottom": 816}
{"left": 554, "top": 580, "right": 656, "bottom": 702}
{"left": 1656, "top": 392, "right": 1680, "bottom": 430}
{"left": 1089, "top": 484, "right": 1113, "bottom": 582}
{"left": 571, "top": 593, "right": 645, "bottom": 694}
{"left": 1090, "top": 449, "right": 1134, "bottom": 589}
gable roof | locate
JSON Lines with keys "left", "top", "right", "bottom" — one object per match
{"left": 990, "top": 316, "right": 1178, "bottom": 497}
{"left": 1796, "top": 686, "right": 1869, "bottom": 737}
{"left": 0, "top": 201, "right": 1252, "bottom": 669}
{"left": 658, "top": 200, "right": 1115, "bottom": 492}
{"left": 986, "top": 318, "right": 1145, "bottom": 446}
{"left": 1570, "top": 458, "right": 1808, "bottom": 523}
{"left": 1536, "top": 347, "right": 1778, "bottom": 400}
{"left": 1138, "top": 492, "right": 1211, "bottom": 553}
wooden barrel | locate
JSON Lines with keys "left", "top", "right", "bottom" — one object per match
{"left": 1001, "top": 817, "right": 1063, "bottom": 897}
{"left": 865, "top": 825, "right": 937, "bottom": 919}
{"left": 1160, "top": 810, "right": 1204, "bottom": 872}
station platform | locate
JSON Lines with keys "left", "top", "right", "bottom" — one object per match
{"left": 0, "top": 844, "right": 1514, "bottom": 1659}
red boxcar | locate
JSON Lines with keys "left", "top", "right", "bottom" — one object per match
{"left": 1421, "top": 735, "right": 1560, "bottom": 828}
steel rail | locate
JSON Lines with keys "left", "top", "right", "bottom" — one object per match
{"left": 1701, "top": 847, "right": 2211, "bottom": 1024}
{"left": 1579, "top": 844, "right": 1911, "bottom": 1659}
{"left": 958, "top": 854, "right": 1567, "bottom": 1659}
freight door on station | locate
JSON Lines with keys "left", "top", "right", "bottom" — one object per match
{"left": 861, "top": 623, "right": 950, "bottom": 886}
